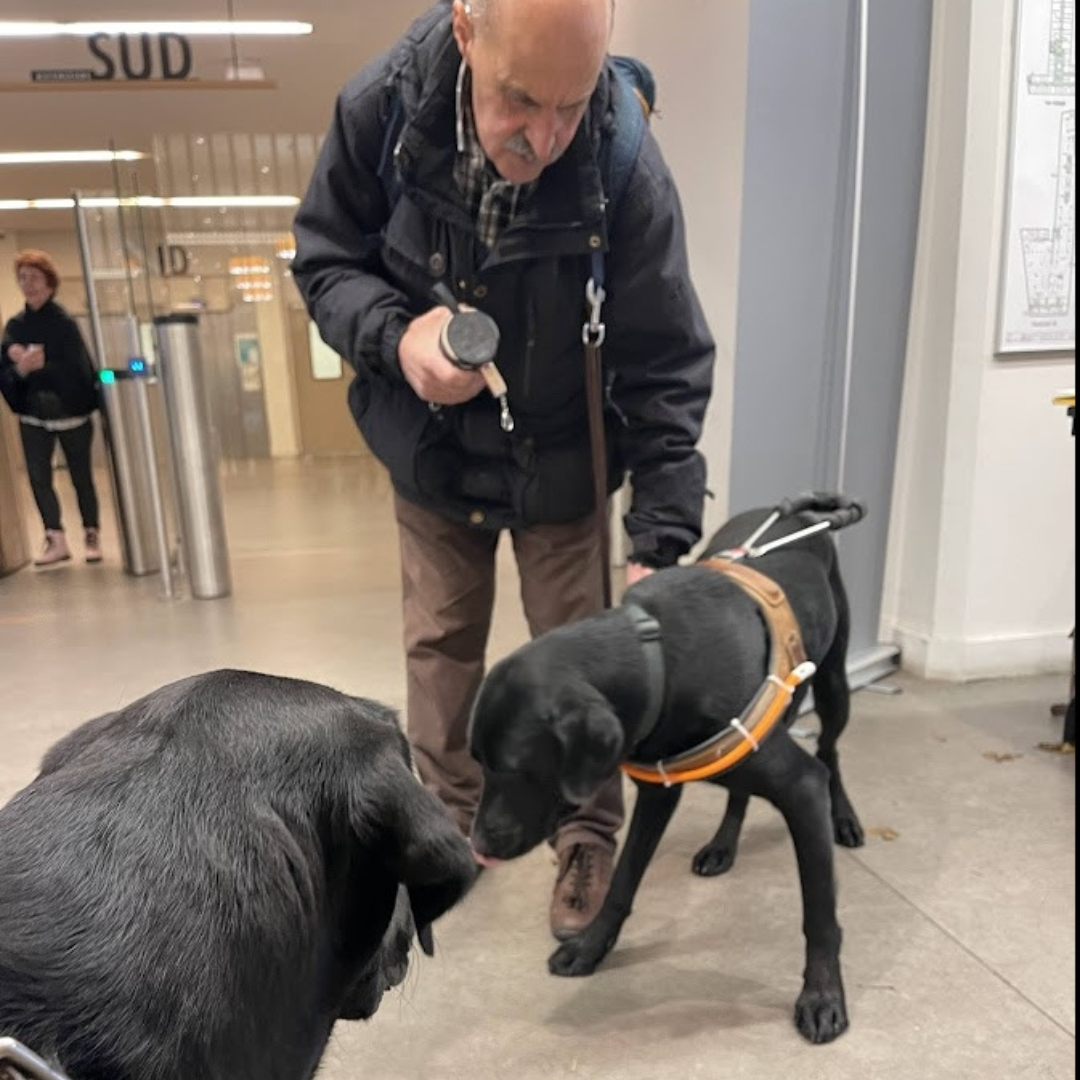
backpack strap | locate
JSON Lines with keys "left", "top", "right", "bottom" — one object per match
{"left": 591, "top": 58, "right": 652, "bottom": 291}
{"left": 377, "top": 88, "right": 407, "bottom": 202}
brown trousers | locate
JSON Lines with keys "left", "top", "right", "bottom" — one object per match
{"left": 395, "top": 493, "right": 624, "bottom": 854}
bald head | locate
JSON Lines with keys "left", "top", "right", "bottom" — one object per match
{"left": 467, "top": 0, "right": 614, "bottom": 40}
{"left": 452, "top": 0, "right": 614, "bottom": 184}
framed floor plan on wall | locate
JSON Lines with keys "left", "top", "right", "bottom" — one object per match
{"left": 997, "top": 0, "right": 1075, "bottom": 354}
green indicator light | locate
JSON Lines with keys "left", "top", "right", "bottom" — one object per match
{"left": 99, "top": 370, "right": 116, "bottom": 384}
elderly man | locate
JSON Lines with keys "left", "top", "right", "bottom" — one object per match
{"left": 293, "top": 0, "right": 715, "bottom": 941}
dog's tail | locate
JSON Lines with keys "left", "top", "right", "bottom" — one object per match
{"left": 774, "top": 492, "right": 866, "bottom": 532}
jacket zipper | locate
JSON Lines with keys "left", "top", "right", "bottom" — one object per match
{"left": 522, "top": 296, "right": 537, "bottom": 409}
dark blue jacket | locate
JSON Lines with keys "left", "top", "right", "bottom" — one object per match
{"left": 292, "top": 3, "right": 714, "bottom": 564}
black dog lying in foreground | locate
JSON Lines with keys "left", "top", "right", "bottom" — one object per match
{"left": 470, "top": 498, "right": 867, "bottom": 1044}
{"left": 0, "top": 670, "right": 477, "bottom": 1080}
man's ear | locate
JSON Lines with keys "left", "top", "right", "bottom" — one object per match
{"left": 451, "top": 0, "right": 475, "bottom": 59}
{"left": 552, "top": 695, "right": 625, "bottom": 805}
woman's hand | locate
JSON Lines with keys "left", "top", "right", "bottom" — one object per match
{"left": 10, "top": 343, "right": 45, "bottom": 376}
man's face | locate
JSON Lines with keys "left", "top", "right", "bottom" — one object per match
{"left": 453, "top": 0, "right": 610, "bottom": 185}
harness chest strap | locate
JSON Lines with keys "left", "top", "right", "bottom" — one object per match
{"left": 700, "top": 558, "right": 809, "bottom": 674}
{"left": 621, "top": 558, "right": 814, "bottom": 786}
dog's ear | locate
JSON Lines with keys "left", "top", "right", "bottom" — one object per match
{"left": 39, "top": 709, "right": 121, "bottom": 776}
{"left": 349, "top": 747, "right": 477, "bottom": 948}
{"left": 392, "top": 778, "right": 478, "bottom": 942}
{"left": 552, "top": 694, "right": 625, "bottom": 805}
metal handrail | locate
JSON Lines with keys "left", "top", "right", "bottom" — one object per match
{"left": 0, "top": 1038, "right": 73, "bottom": 1080}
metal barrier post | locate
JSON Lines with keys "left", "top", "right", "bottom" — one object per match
{"left": 153, "top": 313, "right": 231, "bottom": 600}
{"left": 95, "top": 369, "right": 164, "bottom": 577}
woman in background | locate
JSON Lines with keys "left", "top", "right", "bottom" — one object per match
{"left": 0, "top": 249, "right": 102, "bottom": 566}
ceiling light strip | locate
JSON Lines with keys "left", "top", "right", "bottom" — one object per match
{"left": 0, "top": 21, "right": 313, "bottom": 38}
{"left": 0, "top": 195, "right": 299, "bottom": 211}
{"left": 0, "top": 150, "right": 147, "bottom": 165}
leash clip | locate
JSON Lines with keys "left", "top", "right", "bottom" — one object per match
{"left": 582, "top": 277, "right": 606, "bottom": 346}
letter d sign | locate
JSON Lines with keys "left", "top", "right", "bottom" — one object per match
{"left": 157, "top": 244, "right": 189, "bottom": 277}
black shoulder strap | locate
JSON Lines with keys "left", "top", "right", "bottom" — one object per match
{"left": 377, "top": 88, "right": 407, "bottom": 200}
{"left": 592, "top": 59, "right": 651, "bottom": 289}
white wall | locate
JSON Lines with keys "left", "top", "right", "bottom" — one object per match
{"left": 255, "top": 283, "right": 302, "bottom": 458}
{"left": 0, "top": 233, "right": 25, "bottom": 330}
{"left": 610, "top": 0, "right": 749, "bottom": 537}
{"left": 882, "top": 0, "right": 1076, "bottom": 680}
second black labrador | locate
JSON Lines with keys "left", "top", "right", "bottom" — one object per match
{"left": 0, "top": 669, "right": 477, "bottom": 1080}
{"left": 469, "top": 500, "right": 866, "bottom": 1044}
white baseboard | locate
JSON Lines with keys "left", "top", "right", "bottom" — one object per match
{"left": 890, "top": 625, "right": 1073, "bottom": 682}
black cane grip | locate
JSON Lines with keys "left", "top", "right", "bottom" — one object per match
{"left": 432, "top": 283, "right": 500, "bottom": 369}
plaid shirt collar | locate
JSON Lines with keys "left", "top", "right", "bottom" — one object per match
{"left": 453, "top": 60, "right": 536, "bottom": 250}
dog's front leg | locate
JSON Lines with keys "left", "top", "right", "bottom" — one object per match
{"left": 549, "top": 782, "right": 682, "bottom": 977}
{"left": 767, "top": 741, "right": 849, "bottom": 1044}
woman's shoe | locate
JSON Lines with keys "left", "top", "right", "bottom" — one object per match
{"left": 34, "top": 529, "right": 71, "bottom": 567}
{"left": 84, "top": 527, "right": 103, "bottom": 564}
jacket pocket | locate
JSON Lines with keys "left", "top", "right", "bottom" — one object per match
{"left": 350, "top": 373, "right": 458, "bottom": 502}
{"left": 512, "top": 428, "right": 618, "bottom": 526}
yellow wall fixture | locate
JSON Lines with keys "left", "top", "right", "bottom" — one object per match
{"left": 274, "top": 233, "right": 296, "bottom": 261}
{"left": 228, "top": 255, "right": 274, "bottom": 303}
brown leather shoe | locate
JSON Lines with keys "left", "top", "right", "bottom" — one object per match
{"left": 549, "top": 842, "right": 614, "bottom": 941}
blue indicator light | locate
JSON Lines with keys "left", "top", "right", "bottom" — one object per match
{"left": 129, "top": 358, "right": 146, "bottom": 374}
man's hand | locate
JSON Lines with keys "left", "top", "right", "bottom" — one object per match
{"left": 626, "top": 561, "right": 655, "bottom": 587}
{"left": 399, "top": 307, "right": 485, "bottom": 405}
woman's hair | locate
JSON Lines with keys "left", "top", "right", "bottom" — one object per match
{"left": 14, "top": 249, "right": 61, "bottom": 293}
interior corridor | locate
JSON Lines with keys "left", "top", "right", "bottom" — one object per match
{"left": 0, "top": 457, "right": 1074, "bottom": 1080}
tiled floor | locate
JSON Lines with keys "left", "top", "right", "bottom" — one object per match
{"left": 1, "top": 457, "right": 1074, "bottom": 1079}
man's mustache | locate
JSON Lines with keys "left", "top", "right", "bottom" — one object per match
{"left": 504, "top": 131, "right": 538, "bottom": 162}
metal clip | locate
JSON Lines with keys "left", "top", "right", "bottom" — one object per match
{"left": 498, "top": 394, "right": 515, "bottom": 432}
{"left": 581, "top": 276, "right": 606, "bottom": 346}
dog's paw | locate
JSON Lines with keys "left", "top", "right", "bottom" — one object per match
{"left": 548, "top": 936, "right": 606, "bottom": 977}
{"left": 794, "top": 985, "right": 849, "bottom": 1044}
{"left": 691, "top": 843, "right": 737, "bottom": 877}
{"left": 833, "top": 815, "right": 865, "bottom": 848}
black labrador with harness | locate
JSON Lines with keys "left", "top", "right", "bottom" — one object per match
{"left": 469, "top": 494, "right": 867, "bottom": 1044}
